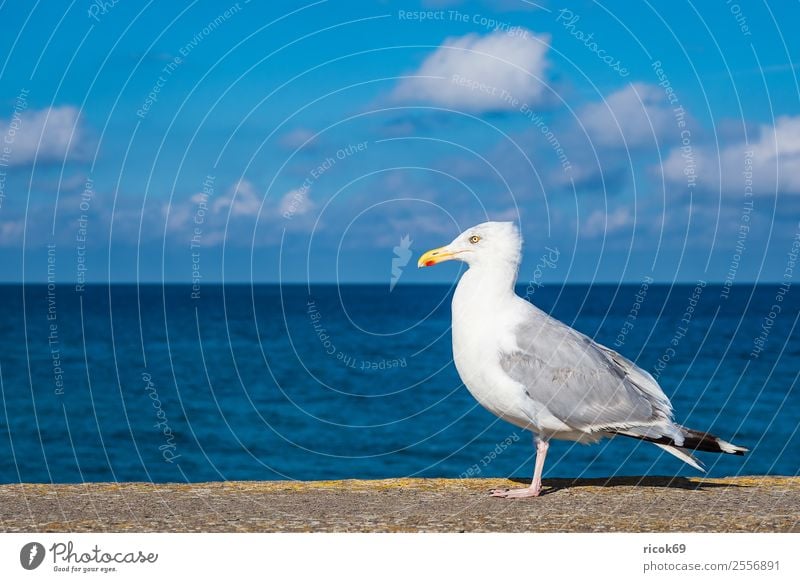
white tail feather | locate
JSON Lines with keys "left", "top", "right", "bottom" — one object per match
{"left": 716, "top": 438, "right": 748, "bottom": 454}
{"left": 653, "top": 443, "right": 706, "bottom": 472}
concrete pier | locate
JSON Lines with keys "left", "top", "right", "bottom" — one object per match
{"left": 1, "top": 476, "right": 797, "bottom": 532}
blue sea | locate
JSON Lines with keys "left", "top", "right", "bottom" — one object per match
{"left": 0, "top": 283, "right": 797, "bottom": 483}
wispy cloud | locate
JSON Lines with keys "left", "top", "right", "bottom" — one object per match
{"left": 279, "top": 128, "right": 318, "bottom": 151}
{"left": 582, "top": 206, "right": 632, "bottom": 238}
{"left": 0, "top": 219, "right": 25, "bottom": 246}
{"left": 661, "top": 115, "right": 800, "bottom": 195}
{"left": 212, "top": 180, "right": 262, "bottom": 217}
{"left": 578, "top": 83, "right": 679, "bottom": 149}
{"left": 160, "top": 179, "right": 318, "bottom": 247}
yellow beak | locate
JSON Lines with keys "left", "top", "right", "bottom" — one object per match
{"left": 417, "top": 246, "right": 458, "bottom": 268}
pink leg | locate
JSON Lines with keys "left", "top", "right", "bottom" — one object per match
{"left": 490, "top": 437, "right": 549, "bottom": 499}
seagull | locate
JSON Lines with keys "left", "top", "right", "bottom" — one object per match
{"left": 418, "top": 221, "right": 747, "bottom": 498}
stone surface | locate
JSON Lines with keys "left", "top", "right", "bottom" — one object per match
{"left": 0, "top": 476, "right": 797, "bottom": 532}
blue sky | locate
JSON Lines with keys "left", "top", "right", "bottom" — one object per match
{"left": 0, "top": 0, "right": 798, "bottom": 283}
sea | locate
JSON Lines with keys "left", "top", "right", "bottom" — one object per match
{"left": 0, "top": 283, "right": 797, "bottom": 483}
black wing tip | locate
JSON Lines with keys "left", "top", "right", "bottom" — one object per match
{"left": 681, "top": 427, "right": 748, "bottom": 456}
{"left": 613, "top": 427, "right": 748, "bottom": 456}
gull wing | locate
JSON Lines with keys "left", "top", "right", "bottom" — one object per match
{"left": 499, "top": 310, "right": 675, "bottom": 433}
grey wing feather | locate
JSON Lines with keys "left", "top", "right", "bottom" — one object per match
{"left": 499, "top": 314, "right": 674, "bottom": 432}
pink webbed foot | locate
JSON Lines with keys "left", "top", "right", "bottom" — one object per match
{"left": 488, "top": 437, "right": 549, "bottom": 499}
{"left": 489, "top": 486, "right": 541, "bottom": 498}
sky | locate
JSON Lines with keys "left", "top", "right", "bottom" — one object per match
{"left": 0, "top": 0, "right": 798, "bottom": 284}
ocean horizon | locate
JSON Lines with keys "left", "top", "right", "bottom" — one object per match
{"left": 0, "top": 282, "right": 797, "bottom": 484}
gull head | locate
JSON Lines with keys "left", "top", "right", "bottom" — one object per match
{"left": 417, "top": 221, "right": 522, "bottom": 270}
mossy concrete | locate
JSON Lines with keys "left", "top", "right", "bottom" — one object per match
{"left": 0, "top": 476, "right": 797, "bottom": 532}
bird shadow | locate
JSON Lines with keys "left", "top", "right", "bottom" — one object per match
{"left": 503, "top": 475, "right": 744, "bottom": 496}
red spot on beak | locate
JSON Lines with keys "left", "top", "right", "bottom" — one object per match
{"left": 425, "top": 260, "right": 435, "bottom": 267}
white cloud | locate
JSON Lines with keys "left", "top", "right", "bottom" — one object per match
{"left": 212, "top": 180, "right": 262, "bottom": 216}
{"left": 491, "top": 207, "right": 520, "bottom": 222}
{"left": 164, "top": 198, "right": 194, "bottom": 232}
{"left": 279, "top": 188, "right": 314, "bottom": 217}
{"left": 163, "top": 180, "right": 318, "bottom": 246}
{"left": 279, "top": 128, "right": 317, "bottom": 150}
{"left": 393, "top": 29, "right": 550, "bottom": 112}
{"left": 662, "top": 115, "right": 800, "bottom": 194}
{"left": 0, "top": 220, "right": 24, "bottom": 245}
{"left": 582, "top": 206, "right": 632, "bottom": 237}
{"left": 578, "top": 83, "right": 675, "bottom": 149}
{"left": 164, "top": 180, "right": 262, "bottom": 240}
{"left": 0, "top": 105, "right": 87, "bottom": 165}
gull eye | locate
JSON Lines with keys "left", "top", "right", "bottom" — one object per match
{"left": 469, "top": 235, "right": 481, "bottom": 244}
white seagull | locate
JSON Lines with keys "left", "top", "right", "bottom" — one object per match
{"left": 418, "top": 221, "right": 747, "bottom": 498}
